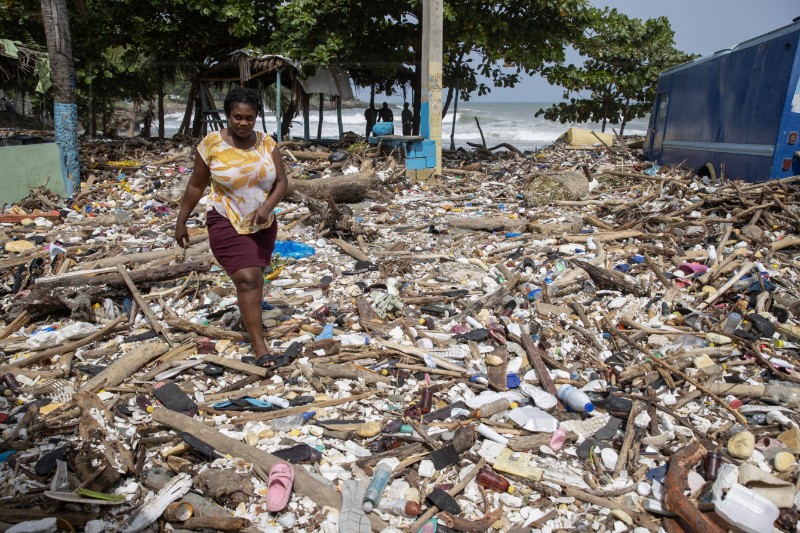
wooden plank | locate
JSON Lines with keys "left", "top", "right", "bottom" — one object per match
{"left": 520, "top": 323, "right": 563, "bottom": 410}
{"left": 203, "top": 354, "right": 270, "bottom": 378}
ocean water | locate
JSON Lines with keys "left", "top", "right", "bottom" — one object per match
{"left": 162, "top": 101, "right": 650, "bottom": 151}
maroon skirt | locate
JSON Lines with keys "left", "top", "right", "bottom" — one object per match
{"left": 206, "top": 208, "right": 278, "bottom": 275}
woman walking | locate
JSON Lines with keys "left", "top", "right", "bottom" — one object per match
{"left": 175, "top": 87, "right": 288, "bottom": 361}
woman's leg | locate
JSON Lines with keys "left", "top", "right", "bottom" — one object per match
{"left": 231, "top": 266, "right": 269, "bottom": 357}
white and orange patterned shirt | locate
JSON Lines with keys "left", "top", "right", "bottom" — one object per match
{"left": 197, "top": 130, "right": 277, "bottom": 234}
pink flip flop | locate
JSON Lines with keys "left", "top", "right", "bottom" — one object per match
{"left": 266, "top": 462, "right": 295, "bottom": 513}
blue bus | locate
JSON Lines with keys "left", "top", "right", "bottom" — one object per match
{"left": 645, "top": 18, "right": 800, "bottom": 182}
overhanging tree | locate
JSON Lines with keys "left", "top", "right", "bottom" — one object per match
{"left": 536, "top": 7, "right": 696, "bottom": 134}
{"left": 272, "top": 0, "right": 591, "bottom": 135}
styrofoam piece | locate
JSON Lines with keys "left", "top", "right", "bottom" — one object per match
{"left": 507, "top": 406, "right": 558, "bottom": 433}
{"left": 714, "top": 483, "right": 780, "bottom": 533}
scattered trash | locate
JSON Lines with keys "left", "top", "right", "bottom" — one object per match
{"left": 2, "top": 128, "right": 800, "bottom": 532}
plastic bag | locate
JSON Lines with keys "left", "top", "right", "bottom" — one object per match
{"left": 273, "top": 240, "right": 316, "bottom": 259}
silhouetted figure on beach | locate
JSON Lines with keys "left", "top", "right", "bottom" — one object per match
{"left": 364, "top": 104, "right": 377, "bottom": 138}
{"left": 401, "top": 102, "right": 413, "bottom": 136}
{"left": 377, "top": 102, "right": 394, "bottom": 123}
{"left": 377, "top": 102, "right": 394, "bottom": 134}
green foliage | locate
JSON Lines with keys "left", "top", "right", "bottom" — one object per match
{"left": 273, "top": 0, "right": 589, "bottom": 102}
{"left": 536, "top": 7, "right": 697, "bottom": 133}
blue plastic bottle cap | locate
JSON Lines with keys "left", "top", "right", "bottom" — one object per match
{"left": 584, "top": 404, "right": 594, "bottom": 413}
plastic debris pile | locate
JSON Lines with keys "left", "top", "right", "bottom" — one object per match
{"left": 1, "top": 130, "right": 800, "bottom": 532}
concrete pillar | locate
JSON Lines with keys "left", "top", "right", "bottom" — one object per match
{"left": 420, "top": 0, "right": 443, "bottom": 178}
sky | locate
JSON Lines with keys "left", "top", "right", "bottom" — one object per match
{"left": 472, "top": 0, "right": 800, "bottom": 102}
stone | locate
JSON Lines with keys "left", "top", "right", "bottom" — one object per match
{"left": 778, "top": 427, "right": 800, "bottom": 454}
{"left": 356, "top": 421, "right": 381, "bottom": 438}
{"left": 728, "top": 430, "right": 755, "bottom": 459}
{"left": 774, "top": 452, "right": 796, "bottom": 473}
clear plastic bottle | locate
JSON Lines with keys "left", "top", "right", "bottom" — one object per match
{"left": 363, "top": 463, "right": 392, "bottom": 513}
{"left": 271, "top": 411, "right": 314, "bottom": 431}
{"left": 766, "top": 384, "right": 800, "bottom": 408}
{"left": 557, "top": 384, "right": 594, "bottom": 412}
{"left": 722, "top": 312, "right": 743, "bottom": 334}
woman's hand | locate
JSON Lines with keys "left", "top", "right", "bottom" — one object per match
{"left": 175, "top": 222, "right": 190, "bottom": 248}
{"left": 254, "top": 203, "right": 274, "bottom": 226}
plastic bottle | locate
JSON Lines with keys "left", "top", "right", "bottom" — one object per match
{"left": 363, "top": 463, "right": 392, "bottom": 513}
{"left": 557, "top": 384, "right": 594, "bottom": 413}
{"left": 263, "top": 395, "right": 290, "bottom": 408}
{"left": 765, "top": 384, "right": 800, "bottom": 408}
{"left": 476, "top": 467, "right": 513, "bottom": 493}
{"left": 1, "top": 373, "right": 20, "bottom": 391}
{"left": 271, "top": 411, "right": 314, "bottom": 431}
{"left": 471, "top": 398, "right": 511, "bottom": 418}
{"left": 420, "top": 388, "right": 434, "bottom": 415}
{"left": 370, "top": 437, "right": 404, "bottom": 453}
{"left": 338, "top": 333, "right": 370, "bottom": 346}
{"left": 377, "top": 499, "right": 422, "bottom": 517}
{"left": 722, "top": 312, "right": 743, "bottom": 334}
{"left": 501, "top": 300, "right": 517, "bottom": 318}
{"left": 704, "top": 451, "right": 721, "bottom": 481}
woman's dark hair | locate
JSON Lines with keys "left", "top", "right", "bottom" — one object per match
{"left": 223, "top": 87, "right": 263, "bottom": 116}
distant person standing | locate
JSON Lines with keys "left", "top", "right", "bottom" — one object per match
{"left": 401, "top": 102, "right": 413, "bottom": 136}
{"left": 364, "top": 103, "right": 378, "bottom": 138}
{"left": 377, "top": 102, "right": 394, "bottom": 124}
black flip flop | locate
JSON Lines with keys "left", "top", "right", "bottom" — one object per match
{"left": 154, "top": 381, "right": 197, "bottom": 416}
{"left": 272, "top": 443, "right": 322, "bottom": 464}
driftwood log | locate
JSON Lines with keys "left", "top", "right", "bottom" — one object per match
{"left": 288, "top": 172, "right": 377, "bottom": 204}
{"left": 572, "top": 259, "right": 647, "bottom": 297}
{"left": 446, "top": 217, "right": 528, "bottom": 232}
{"left": 10, "top": 257, "right": 213, "bottom": 319}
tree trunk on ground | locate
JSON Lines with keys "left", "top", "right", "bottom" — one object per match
{"left": 40, "top": 0, "right": 79, "bottom": 194}
{"left": 287, "top": 172, "right": 377, "bottom": 204}
{"left": 191, "top": 91, "right": 203, "bottom": 137}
